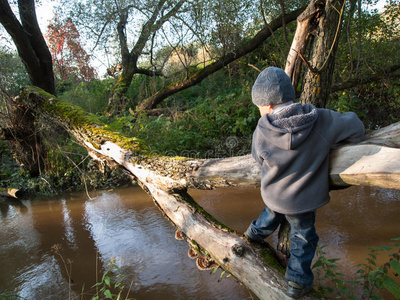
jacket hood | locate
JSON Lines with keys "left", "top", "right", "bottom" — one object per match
{"left": 258, "top": 103, "right": 318, "bottom": 150}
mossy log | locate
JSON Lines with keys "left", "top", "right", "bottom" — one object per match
{"left": 18, "top": 87, "right": 400, "bottom": 299}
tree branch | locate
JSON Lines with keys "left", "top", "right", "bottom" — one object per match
{"left": 134, "top": 67, "right": 163, "bottom": 77}
{"left": 131, "top": 0, "right": 167, "bottom": 58}
{"left": 0, "top": 0, "right": 55, "bottom": 94}
{"left": 117, "top": 9, "right": 130, "bottom": 66}
{"left": 331, "top": 65, "right": 400, "bottom": 92}
{"left": 135, "top": 6, "right": 307, "bottom": 112}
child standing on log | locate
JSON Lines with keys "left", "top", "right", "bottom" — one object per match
{"left": 244, "top": 67, "right": 365, "bottom": 299}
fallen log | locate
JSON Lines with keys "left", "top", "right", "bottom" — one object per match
{"left": 16, "top": 86, "right": 400, "bottom": 299}
{"left": 0, "top": 188, "right": 19, "bottom": 199}
{"left": 188, "top": 127, "right": 400, "bottom": 190}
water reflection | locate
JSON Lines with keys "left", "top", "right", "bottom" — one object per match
{"left": 1, "top": 185, "right": 398, "bottom": 299}
{"left": 192, "top": 185, "right": 400, "bottom": 294}
{"left": 0, "top": 198, "right": 28, "bottom": 217}
{"left": 0, "top": 187, "right": 252, "bottom": 300}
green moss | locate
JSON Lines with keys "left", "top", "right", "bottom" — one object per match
{"left": 24, "top": 86, "right": 101, "bottom": 127}
{"left": 189, "top": 240, "right": 201, "bottom": 253}
{"left": 82, "top": 125, "right": 150, "bottom": 153}
{"left": 260, "top": 248, "right": 286, "bottom": 275}
{"left": 26, "top": 85, "right": 56, "bottom": 99}
{"left": 24, "top": 86, "right": 150, "bottom": 154}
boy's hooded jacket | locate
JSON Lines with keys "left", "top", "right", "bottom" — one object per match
{"left": 252, "top": 103, "right": 365, "bottom": 214}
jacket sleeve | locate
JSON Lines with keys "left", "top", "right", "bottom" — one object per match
{"left": 251, "top": 128, "right": 264, "bottom": 166}
{"left": 320, "top": 109, "right": 365, "bottom": 145}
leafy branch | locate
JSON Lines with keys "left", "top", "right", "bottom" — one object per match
{"left": 313, "top": 238, "right": 400, "bottom": 299}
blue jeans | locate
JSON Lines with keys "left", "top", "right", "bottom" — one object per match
{"left": 245, "top": 206, "right": 319, "bottom": 288}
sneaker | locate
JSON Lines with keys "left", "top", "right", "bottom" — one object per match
{"left": 244, "top": 233, "right": 266, "bottom": 245}
{"left": 286, "top": 281, "right": 313, "bottom": 299}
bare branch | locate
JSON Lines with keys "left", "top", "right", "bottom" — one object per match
{"left": 331, "top": 65, "right": 400, "bottom": 92}
{"left": 260, "top": 0, "right": 287, "bottom": 59}
{"left": 135, "top": 6, "right": 306, "bottom": 112}
{"left": 135, "top": 67, "right": 163, "bottom": 77}
{"left": 278, "top": 0, "right": 291, "bottom": 48}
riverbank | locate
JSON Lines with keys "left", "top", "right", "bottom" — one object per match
{"left": 0, "top": 139, "right": 134, "bottom": 197}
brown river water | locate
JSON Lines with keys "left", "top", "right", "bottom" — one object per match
{"left": 0, "top": 185, "right": 399, "bottom": 299}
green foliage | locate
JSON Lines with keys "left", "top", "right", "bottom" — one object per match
{"left": 210, "top": 265, "right": 233, "bottom": 283}
{"left": 313, "top": 238, "right": 400, "bottom": 299}
{"left": 356, "top": 239, "right": 400, "bottom": 299}
{"left": 0, "top": 294, "right": 26, "bottom": 300}
{"left": 51, "top": 244, "right": 134, "bottom": 300}
{"left": 330, "top": 0, "right": 400, "bottom": 129}
{"left": 58, "top": 79, "right": 114, "bottom": 114}
{"left": 131, "top": 91, "right": 257, "bottom": 158}
{"left": 332, "top": 91, "right": 367, "bottom": 118}
{"left": 313, "top": 245, "right": 353, "bottom": 298}
{"left": 329, "top": 79, "right": 400, "bottom": 130}
{"left": 0, "top": 140, "right": 19, "bottom": 184}
{"left": 335, "top": 0, "right": 400, "bottom": 81}
{"left": 125, "top": 74, "right": 168, "bottom": 109}
{"left": 92, "top": 258, "right": 134, "bottom": 300}
{"left": 0, "top": 138, "right": 131, "bottom": 196}
{"left": 121, "top": 66, "right": 258, "bottom": 158}
{"left": 0, "top": 50, "right": 30, "bottom": 96}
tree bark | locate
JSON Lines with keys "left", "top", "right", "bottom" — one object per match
{"left": 107, "top": 0, "right": 184, "bottom": 115}
{"left": 0, "top": 0, "right": 55, "bottom": 176}
{"left": 285, "top": 0, "right": 324, "bottom": 90}
{"left": 286, "top": 0, "right": 344, "bottom": 108}
{"left": 19, "top": 87, "right": 400, "bottom": 299}
{"left": 0, "top": 0, "right": 55, "bottom": 95}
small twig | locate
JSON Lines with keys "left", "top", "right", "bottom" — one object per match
{"left": 292, "top": 48, "right": 319, "bottom": 74}
{"left": 331, "top": 3, "right": 341, "bottom": 14}
{"left": 124, "top": 279, "right": 135, "bottom": 300}
{"left": 260, "top": 0, "right": 287, "bottom": 59}
{"left": 56, "top": 145, "right": 94, "bottom": 200}
{"left": 95, "top": 223, "right": 104, "bottom": 297}
{"left": 248, "top": 64, "right": 262, "bottom": 73}
{"left": 279, "top": 0, "right": 291, "bottom": 48}
{"left": 39, "top": 176, "right": 56, "bottom": 193}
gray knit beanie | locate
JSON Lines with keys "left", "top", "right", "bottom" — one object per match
{"left": 252, "top": 67, "right": 295, "bottom": 106}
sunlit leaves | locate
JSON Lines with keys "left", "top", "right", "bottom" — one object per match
{"left": 46, "top": 15, "right": 97, "bottom": 82}
{"left": 0, "top": 50, "right": 30, "bottom": 95}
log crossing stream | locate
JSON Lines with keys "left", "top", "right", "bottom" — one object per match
{"left": 0, "top": 185, "right": 399, "bottom": 299}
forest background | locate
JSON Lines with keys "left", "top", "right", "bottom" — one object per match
{"left": 0, "top": 0, "right": 399, "bottom": 196}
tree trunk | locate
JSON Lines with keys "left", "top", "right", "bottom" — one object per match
{"left": 285, "top": 0, "right": 324, "bottom": 91}
{"left": 18, "top": 87, "right": 400, "bottom": 299}
{"left": 0, "top": 0, "right": 55, "bottom": 176}
{"left": 108, "top": 66, "right": 135, "bottom": 115}
{"left": 107, "top": 9, "right": 135, "bottom": 115}
{"left": 107, "top": 0, "right": 184, "bottom": 115}
{"left": 0, "top": 0, "right": 55, "bottom": 95}
{"left": 299, "top": 0, "right": 345, "bottom": 107}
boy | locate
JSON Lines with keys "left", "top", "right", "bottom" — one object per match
{"left": 244, "top": 67, "right": 365, "bottom": 299}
